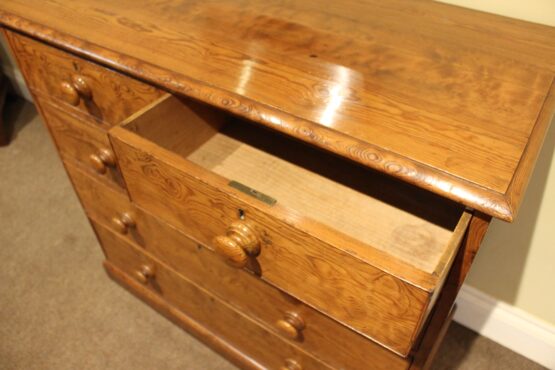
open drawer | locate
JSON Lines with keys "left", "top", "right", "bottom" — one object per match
{"left": 109, "top": 94, "right": 471, "bottom": 356}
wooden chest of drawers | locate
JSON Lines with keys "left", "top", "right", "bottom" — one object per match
{"left": 1, "top": 1, "right": 554, "bottom": 369}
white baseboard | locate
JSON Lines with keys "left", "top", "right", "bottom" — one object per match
{"left": 454, "top": 285, "right": 555, "bottom": 369}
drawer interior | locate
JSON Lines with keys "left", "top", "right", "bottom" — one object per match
{"left": 122, "top": 95, "right": 466, "bottom": 275}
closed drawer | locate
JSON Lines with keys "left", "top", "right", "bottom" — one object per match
{"left": 94, "top": 220, "right": 333, "bottom": 370}
{"left": 5, "top": 30, "right": 163, "bottom": 127}
{"left": 64, "top": 161, "right": 131, "bottom": 231}
{"left": 109, "top": 95, "right": 472, "bottom": 356}
{"left": 64, "top": 160, "right": 409, "bottom": 370}
{"left": 38, "top": 98, "right": 126, "bottom": 191}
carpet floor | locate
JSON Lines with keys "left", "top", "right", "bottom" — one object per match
{"left": 0, "top": 97, "right": 546, "bottom": 370}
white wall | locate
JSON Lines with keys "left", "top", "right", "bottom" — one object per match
{"left": 438, "top": 0, "right": 555, "bottom": 27}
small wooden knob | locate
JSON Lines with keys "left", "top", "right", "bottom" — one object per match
{"left": 112, "top": 212, "right": 136, "bottom": 235}
{"left": 71, "top": 74, "right": 92, "bottom": 98}
{"left": 135, "top": 264, "right": 154, "bottom": 284}
{"left": 280, "top": 359, "right": 302, "bottom": 370}
{"left": 276, "top": 312, "right": 305, "bottom": 340}
{"left": 60, "top": 81, "right": 80, "bottom": 106}
{"left": 89, "top": 148, "right": 116, "bottom": 174}
{"left": 213, "top": 221, "right": 260, "bottom": 268}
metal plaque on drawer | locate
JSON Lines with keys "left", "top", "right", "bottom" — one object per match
{"left": 228, "top": 181, "right": 277, "bottom": 206}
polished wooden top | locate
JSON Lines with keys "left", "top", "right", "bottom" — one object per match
{"left": 1, "top": 0, "right": 554, "bottom": 221}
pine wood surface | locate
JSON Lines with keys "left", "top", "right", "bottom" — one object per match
{"left": 97, "top": 222, "right": 334, "bottom": 370}
{"left": 63, "top": 161, "right": 132, "bottom": 228}
{"left": 122, "top": 94, "right": 466, "bottom": 276}
{"left": 110, "top": 115, "right": 471, "bottom": 355}
{"left": 1, "top": 0, "right": 554, "bottom": 220}
{"left": 98, "top": 223, "right": 334, "bottom": 370}
{"left": 3, "top": 30, "right": 163, "bottom": 126}
{"left": 1, "top": 1, "right": 552, "bottom": 368}
{"left": 409, "top": 212, "right": 492, "bottom": 370}
{"left": 111, "top": 124, "right": 428, "bottom": 355}
{"left": 64, "top": 158, "right": 410, "bottom": 369}
{"left": 187, "top": 119, "right": 457, "bottom": 274}
{"left": 104, "top": 262, "right": 264, "bottom": 370}
{"left": 36, "top": 98, "right": 127, "bottom": 191}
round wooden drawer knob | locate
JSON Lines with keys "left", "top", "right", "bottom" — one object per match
{"left": 281, "top": 359, "right": 302, "bottom": 370}
{"left": 213, "top": 221, "right": 260, "bottom": 268}
{"left": 59, "top": 74, "right": 91, "bottom": 106}
{"left": 89, "top": 148, "right": 116, "bottom": 174}
{"left": 112, "top": 212, "right": 136, "bottom": 235}
{"left": 276, "top": 312, "right": 305, "bottom": 340}
{"left": 135, "top": 264, "right": 154, "bottom": 284}
{"left": 71, "top": 74, "right": 92, "bottom": 98}
{"left": 60, "top": 81, "right": 80, "bottom": 106}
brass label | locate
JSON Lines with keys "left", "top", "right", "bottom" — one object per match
{"left": 228, "top": 181, "right": 277, "bottom": 206}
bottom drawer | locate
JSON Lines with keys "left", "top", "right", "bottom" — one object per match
{"left": 93, "top": 221, "right": 332, "bottom": 370}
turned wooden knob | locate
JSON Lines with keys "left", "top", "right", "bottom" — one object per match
{"left": 89, "top": 148, "right": 116, "bottom": 174}
{"left": 135, "top": 264, "right": 154, "bottom": 284}
{"left": 59, "top": 75, "right": 91, "bottom": 106}
{"left": 276, "top": 312, "right": 305, "bottom": 340}
{"left": 60, "top": 81, "right": 80, "bottom": 106}
{"left": 213, "top": 221, "right": 260, "bottom": 268}
{"left": 112, "top": 212, "right": 136, "bottom": 235}
{"left": 280, "top": 359, "right": 302, "bottom": 370}
{"left": 71, "top": 74, "right": 92, "bottom": 98}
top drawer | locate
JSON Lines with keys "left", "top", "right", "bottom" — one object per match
{"left": 4, "top": 30, "right": 163, "bottom": 127}
{"left": 109, "top": 94, "right": 472, "bottom": 356}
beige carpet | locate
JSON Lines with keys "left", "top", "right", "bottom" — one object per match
{"left": 0, "top": 97, "right": 546, "bottom": 370}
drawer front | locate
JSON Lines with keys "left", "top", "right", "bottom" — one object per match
{"left": 135, "top": 212, "right": 409, "bottom": 370}
{"left": 64, "top": 161, "right": 131, "bottom": 231}
{"left": 111, "top": 126, "right": 437, "bottom": 355}
{"left": 64, "top": 158, "right": 409, "bottom": 370}
{"left": 94, "top": 221, "right": 333, "bottom": 370}
{"left": 38, "top": 99, "right": 126, "bottom": 191}
{"left": 5, "top": 30, "right": 163, "bottom": 126}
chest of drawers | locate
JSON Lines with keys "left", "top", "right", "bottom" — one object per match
{"left": 1, "top": 1, "right": 554, "bottom": 369}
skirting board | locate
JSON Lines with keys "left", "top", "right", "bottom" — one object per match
{"left": 454, "top": 285, "right": 555, "bottom": 369}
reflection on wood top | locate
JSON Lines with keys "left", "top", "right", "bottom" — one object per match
{"left": 1, "top": 0, "right": 554, "bottom": 221}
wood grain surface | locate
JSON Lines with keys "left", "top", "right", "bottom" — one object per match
{"left": 96, "top": 221, "right": 334, "bottom": 370}
{"left": 63, "top": 161, "right": 132, "bottom": 229}
{"left": 1, "top": 0, "right": 554, "bottom": 220}
{"left": 37, "top": 98, "right": 127, "bottom": 191}
{"left": 122, "top": 94, "right": 467, "bottom": 275}
{"left": 68, "top": 160, "right": 409, "bottom": 369}
{"left": 3, "top": 29, "right": 163, "bottom": 126}
{"left": 187, "top": 118, "right": 459, "bottom": 274}
{"left": 1, "top": 2, "right": 552, "bottom": 368}
{"left": 409, "top": 211, "right": 492, "bottom": 369}
{"left": 110, "top": 119, "right": 471, "bottom": 355}
{"left": 130, "top": 207, "right": 407, "bottom": 370}
{"left": 104, "top": 262, "right": 264, "bottom": 370}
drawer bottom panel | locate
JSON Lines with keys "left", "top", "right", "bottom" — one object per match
{"left": 94, "top": 221, "right": 333, "bottom": 370}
